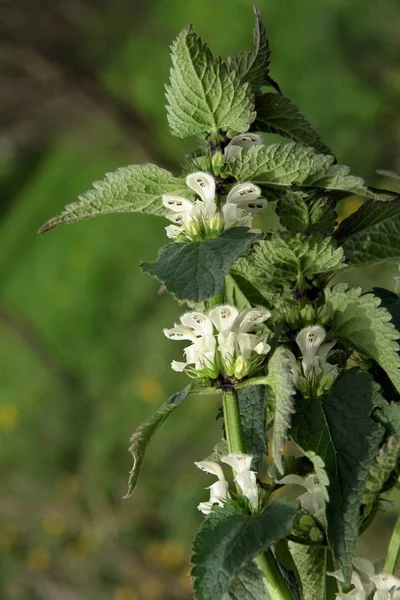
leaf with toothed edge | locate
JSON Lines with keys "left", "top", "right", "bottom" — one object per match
{"left": 124, "top": 385, "right": 191, "bottom": 498}
{"left": 237, "top": 385, "right": 268, "bottom": 473}
{"left": 38, "top": 164, "right": 191, "bottom": 233}
{"left": 225, "top": 561, "right": 268, "bottom": 600}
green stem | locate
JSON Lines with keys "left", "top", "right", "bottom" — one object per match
{"left": 222, "top": 389, "right": 292, "bottom": 600}
{"left": 383, "top": 511, "right": 400, "bottom": 574}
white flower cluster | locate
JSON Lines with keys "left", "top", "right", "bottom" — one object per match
{"left": 288, "top": 325, "right": 339, "bottom": 397}
{"left": 163, "top": 170, "right": 267, "bottom": 242}
{"left": 164, "top": 305, "right": 271, "bottom": 379}
{"left": 195, "top": 452, "right": 258, "bottom": 514}
{"left": 279, "top": 473, "right": 325, "bottom": 524}
{"left": 330, "top": 557, "right": 400, "bottom": 599}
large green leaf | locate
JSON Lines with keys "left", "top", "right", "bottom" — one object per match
{"left": 290, "top": 369, "right": 385, "bottom": 584}
{"left": 276, "top": 192, "right": 337, "bottom": 235}
{"left": 288, "top": 543, "right": 326, "bottom": 600}
{"left": 223, "top": 143, "right": 396, "bottom": 201}
{"left": 226, "top": 6, "right": 271, "bottom": 91}
{"left": 226, "top": 561, "right": 269, "bottom": 600}
{"left": 166, "top": 26, "right": 255, "bottom": 139}
{"left": 38, "top": 164, "right": 190, "bottom": 233}
{"left": 124, "top": 385, "right": 192, "bottom": 498}
{"left": 237, "top": 385, "right": 268, "bottom": 473}
{"left": 191, "top": 500, "right": 298, "bottom": 600}
{"left": 335, "top": 198, "right": 400, "bottom": 265}
{"left": 325, "top": 284, "right": 400, "bottom": 394}
{"left": 142, "top": 228, "right": 258, "bottom": 302}
{"left": 267, "top": 346, "right": 296, "bottom": 474}
{"left": 362, "top": 436, "right": 400, "bottom": 504}
{"left": 253, "top": 93, "right": 330, "bottom": 154}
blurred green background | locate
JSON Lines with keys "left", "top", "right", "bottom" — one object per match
{"left": 1, "top": 1, "right": 400, "bottom": 599}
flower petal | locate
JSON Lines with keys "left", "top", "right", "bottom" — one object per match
{"left": 237, "top": 307, "right": 272, "bottom": 332}
{"left": 171, "top": 360, "right": 187, "bottom": 372}
{"left": 195, "top": 460, "right": 225, "bottom": 482}
{"left": 227, "top": 182, "right": 262, "bottom": 204}
{"left": 209, "top": 305, "right": 239, "bottom": 332}
{"left": 162, "top": 194, "right": 193, "bottom": 212}
{"left": 180, "top": 312, "right": 213, "bottom": 336}
{"left": 186, "top": 172, "right": 215, "bottom": 204}
{"left": 221, "top": 452, "right": 253, "bottom": 473}
{"left": 163, "top": 326, "right": 196, "bottom": 341}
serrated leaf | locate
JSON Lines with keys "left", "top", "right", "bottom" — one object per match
{"left": 335, "top": 198, "right": 400, "bottom": 265}
{"left": 166, "top": 26, "right": 255, "bottom": 139}
{"left": 226, "top": 6, "right": 271, "bottom": 91}
{"left": 223, "top": 143, "right": 396, "bottom": 201}
{"left": 124, "top": 385, "right": 191, "bottom": 498}
{"left": 276, "top": 192, "right": 337, "bottom": 235}
{"left": 142, "top": 228, "right": 258, "bottom": 302}
{"left": 225, "top": 561, "right": 269, "bottom": 600}
{"left": 266, "top": 346, "right": 296, "bottom": 474}
{"left": 288, "top": 543, "right": 326, "bottom": 600}
{"left": 325, "top": 284, "right": 400, "bottom": 394}
{"left": 253, "top": 93, "right": 331, "bottom": 154}
{"left": 290, "top": 369, "right": 385, "bottom": 584}
{"left": 39, "top": 164, "right": 190, "bottom": 233}
{"left": 237, "top": 385, "right": 268, "bottom": 473}
{"left": 191, "top": 500, "right": 298, "bottom": 600}
{"left": 362, "top": 436, "right": 400, "bottom": 504}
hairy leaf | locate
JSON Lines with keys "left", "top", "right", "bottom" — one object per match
{"left": 237, "top": 385, "right": 268, "bottom": 473}
{"left": 335, "top": 198, "right": 400, "bottom": 265}
{"left": 39, "top": 164, "right": 190, "bottom": 233}
{"left": 291, "top": 369, "right": 385, "bottom": 583}
{"left": 226, "top": 6, "right": 271, "bottom": 91}
{"left": 225, "top": 561, "right": 268, "bottom": 600}
{"left": 362, "top": 436, "right": 400, "bottom": 504}
{"left": 288, "top": 543, "right": 326, "bottom": 600}
{"left": 124, "top": 385, "right": 191, "bottom": 498}
{"left": 325, "top": 284, "right": 400, "bottom": 394}
{"left": 253, "top": 93, "right": 330, "bottom": 154}
{"left": 267, "top": 346, "right": 296, "bottom": 474}
{"left": 223, "top": 143, "right": 396, "bottom": 201}
{"left": 166, "top": 26, "right": 255, "bottom": 139}
{"left": 142, "top": 228, "right": 257, "bottom": 302}
{"left": 191, "top": 500, "right": 298, "bottom": 600}
{"left": 276, "top": 192, "right": 337, "bottom": 235}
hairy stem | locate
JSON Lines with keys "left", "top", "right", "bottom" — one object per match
{"left": 383, "top": 511, "right": 400, "bottom": 574}
{"left": 255, "top": 552, "right": 293, "bottom": 600}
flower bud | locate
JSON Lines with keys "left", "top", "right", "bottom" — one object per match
{"left": 233, "top": 355, "right": 249, "bottom": 379}
{"left": 309, "top": 526, "right": 324, "bottom": 542}
{"left": 211, "top": 150, "right": 224, "bottom": 175}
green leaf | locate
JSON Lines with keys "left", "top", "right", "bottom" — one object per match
{"left": 288, "top": 543, "right": 326, "bottom": 600}
{"left": 166, "top": 26, "right": 255, "bottom": 139}
{"left": 266, "top": 346, "right": 296, "bottom": 474}
{"left": 253, "top": 93, "right": 331, "bottom": 154}
{"left": 226, "top": 6, "right": 271, "bottom": 91}
{"left": 325, "top": 284, "right": 400, "bottom": 394}
{"left": 362, "top": 436, "right": 400, "bottom": 504}
{"left": 124, "top": 385, "right": 192, "bottom": 498}
{"left": 237, "top": 385, "right": 268, "bottom": 473}
{"left": 38, "top": 164, "right": 190, "bottom": 233}
{"left": 223, "top": 143, "right": 396, "bottom": 201}
{"left": 335, "top": 198, "right": 400, "bottom": 266}
{"left": 290, "top": 369, "right": 385, "bottom": 583}
{"left": 191, "top": 500, "right": 298, "bottom": 600}
{"left": 276, "top": 192, "right": 337, "bottom": 236}
{"left": 142, "top": 228, "right": 258, "bottom": 302}
{"left": 226, "top": 561, "right": 269, "bottom": 600}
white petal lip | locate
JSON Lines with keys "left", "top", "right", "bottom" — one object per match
{"left": 221, "top": 452, "right": 253, "bottom": 473}
{"left": 227, "top": 182, "right": 262, "bottom": 203}
{"left": 195, "top": 460, "right": 225, "bottom": 481}
{"left": 162, "top": 194, "right": 193, "bottom": 212}
{"left": 163, "top": 326, "right": 196, "bottom": 341}
{"left": 237, "top": 307, "right": 271, "bottom": 332}
{"left": 180, "top": 311, "right": 214, "bottom": 336}
{"left": 186, "top": 172, "right": 216, "bottom": 204}
{"left": 209, "top": 305, "right": 239, "bottom": 332}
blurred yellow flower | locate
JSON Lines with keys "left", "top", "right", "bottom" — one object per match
{"left": 0, "top": 525, "right": 18, "bottom": 551}
{"left": 138, "top": 377, "right": 162, "bottom": 403}
{"left": 27, "top": 547, "right": 50, "bottom": 572}
{"left": 179, "top": 566, "right": 192, "bottom": 591}
{"left": 114, "top": 587, "right": 138, "bottom": 600}
{"left": 42, "top": 511, "right": 66, "bottom": 536}
{"left": 138, "top": 579, "right": 164, "bottom": 599}
{"left": 159, "top": 540, "right": 186, "bottom": 569}
{"left": 0, "top": 405, "right": 19, "bottom": 431}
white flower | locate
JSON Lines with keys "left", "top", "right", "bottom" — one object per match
{"left": 329, "top": 558, "right": 400, "bottom": 600}
{"left": 221, "top": 452, "right": 259, "bottom": 510}
{"left": 162, "top": 171, "right": 267, "bottom": 241}
{"left": 278, "top": 473, "right": 325, "bottom": 523}
{"left": 224, "top": 133, "right": 263, "bottom": 160}
{"left": 165, "top": 305, "right": 271, "bottom": 379}
{"left": 195, "top": 460, "right": 230, "bottom": 514}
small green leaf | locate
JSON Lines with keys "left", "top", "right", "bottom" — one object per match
{"left": 223, "top": 143, "right": 396, "bottom": 201}
{"left": 267, "top": 346, "right": 296, "bottom": 474}
{"left": 224, "top": 274, "right": 252, "bottom": 310}
{"left": 226, "top": 6, "right": 271, "bottom": 91}
{"left": 362, "top": 436, "right": 400, "bottom": 504}
{"left": 142, "top": 228, "right": 258, "bottom": 302}
{"left": 335, "top": 198, "right": 400, "bottom": 265}
{"left": 237, "top": 385, "right": 268, "bottom": 473}
{"left": 227, "top": 561, "right": 268, "bottom": 600}
{"left": 191, "top": 500, "right": 298, "bottom": 600}
{"left": 253, "top": 93, "right": 331, "bottom": 154}
{"left": 38, "top": 164, "right": 191, "bottom": 233}
{"left": 291, "top": 369, "right": 385, "bottom": 584}
{"left": 166, "top": 26, "right": 255, "bottom": 139}
{"left": 288, "top": 543, "right": 326, "bottom": 600}
{"left": 276, "top": 192, "right": 337, "bottom": 235}
{"left": 325, "top": 284, "right": 400, "bottom": 394}
{"left": 124, "top": 385, "right": 192, "bottom": 498}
